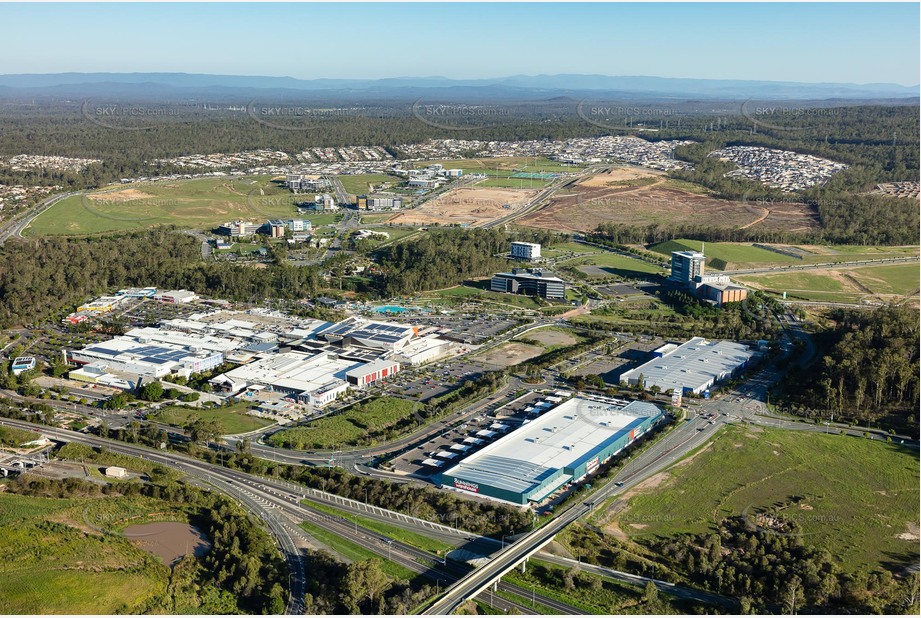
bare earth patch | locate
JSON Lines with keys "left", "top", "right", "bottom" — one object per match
{"left": 522, "top": 328, "right": 578, "bottom": 347}
{"left": 87, "top": 189, "right": 157, "bottom": 202}
{"left": 520, "top": 173, "right": 820, "bottom": 233}
{"left": 388, "top": 187, "right": 539, "bottom": 226}
{"left": 577, "top": 167, "right": 664, "bottom": 187}
{"left": 472, "top": 342, "right": 544, "bottom": 368}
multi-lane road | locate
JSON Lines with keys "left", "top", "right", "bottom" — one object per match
{"left": 0, "top": 191, "right": 80, "bottom": 244}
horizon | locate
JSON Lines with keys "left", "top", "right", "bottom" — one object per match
{"left": 1, "top": 69, "right": 919, "bottom": 88}
{"left": 0, "top": 2, "right": 918, "bottom": 86}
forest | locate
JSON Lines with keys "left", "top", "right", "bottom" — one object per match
{"left": 779, "top": 305, "right": 919, "bottom": 432}
{"left": 375, "top": 228, "right": 512, "bottom": 296}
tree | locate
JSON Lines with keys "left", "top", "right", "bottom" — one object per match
{"left": 139, "top": 381, "right": 164, "bottom": 402}
{"left": 187, "top": 417, "right": 223, "bottom": 443}
{"left": 342, "top": 560, "right": 393, "bottom": 612}
{"left": 643, "top": 580, "right": 659, "bottom": 604}
{"left": 782, "top": 574, "right": 805, "bottom": 614}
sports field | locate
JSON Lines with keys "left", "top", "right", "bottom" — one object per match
{"left": 606, "top": 424, "right": 919, "bottom": 572}
{"left": 25, "top": 176, "right": 300, "bottom": 236}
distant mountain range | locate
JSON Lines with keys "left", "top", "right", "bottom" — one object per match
{"left": 0, "top": 72, "right": 917, "bottom": 102}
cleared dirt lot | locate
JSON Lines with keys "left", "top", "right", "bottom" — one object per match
{"left": 521, "top": 174, "right": 821, "bottom": 234}
{"left": 521, "top": 327, "right": 579, "bottom": 347}
{"left": 472, "top": 342, "right": 544, "bottom": 368}
{"left": 577, "top": 167, "right": 664, "bottom": 187}
{"left": 388, "top": 187, "right": 539, "bottom": 226}
{"left": 86, "top": 189, "right": 158, "bottom": 202}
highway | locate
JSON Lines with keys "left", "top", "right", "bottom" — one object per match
{"left": 0, "top": 191, "right": 81, "bottom": 244}
{"left": 0, "top": 417, "right": 583, "bottom": 615}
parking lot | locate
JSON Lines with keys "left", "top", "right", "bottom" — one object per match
{"left": 383, "top": 314, "right": 520, "bottom": 346}
{"left": 379, "top": 359, "right": 491, "bottom": 402}
{"left": 388, "top": 387, "right": 571, "bottom": 479}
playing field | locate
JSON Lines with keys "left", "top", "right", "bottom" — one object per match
{"left": 25, "top": 176, "right": 300, "bottom": 236}
{"left": 520, "top": 169, "right": 821, "bottom": 234}
{"left": 607, "top": 424, "right": 919, "bottom": 572}
{"left": 387, "top": 186, "right": 539, "bottom": 226}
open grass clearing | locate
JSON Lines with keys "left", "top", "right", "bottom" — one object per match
{"left": 337, "top": 174, "right": 400, "bottom": 196}
{"left": 612, "top": 424, "right": 919, "bottom": 572}
{"left": 153, "top": 402, "right": 272, "bottom": 435}
{"left": 268, "top": 397, "right": 420, "bottom": 450}
{"left": 26, "top": 176, "right": 300, "bottom": 236}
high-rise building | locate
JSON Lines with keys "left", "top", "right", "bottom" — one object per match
{"left": 510, "top": 241, "right": 541, "bottom": 260}
{"left": 670, "top": 250, "right": 705, "bottom": 285}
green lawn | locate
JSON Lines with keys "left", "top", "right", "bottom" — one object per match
{"left": 154, "top": 402, "right": 272, "bottom": 435}
{"left": 337, "top": 174, "right": 401, "bottom": 196}
{"left": 648, "top": 239, "right": 799, "bottom": 268}
{"left": 26, "top": 176, "right": 300, "bottom": 236}
{"left": 848, "top": 263, "right": 920, "bottom": 296}
{"left": 737, "top": 271, "right": 846, "bottom": 293}
{"left": 560, "top": 252, "right": 667, "bottom": 279}
{"left": 618, "top": 425, "right": 920, "bottom": 572}
{"left": 268, "top": 397, "right": 420, "bottom": 450}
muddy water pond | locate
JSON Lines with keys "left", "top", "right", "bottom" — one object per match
{"left": 124, "top": 521, "right": 211, "bottom": 565}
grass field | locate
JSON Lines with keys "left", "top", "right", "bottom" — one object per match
{"left": 0, "top": 492, "right": 175, "bottom": 614}
{"left": 559, "top": 252, "right": 667, "bottom": 279}
{"left": 268, "top": 397, "right": 420, "bottom": 450}
{"left": 154, "top": 402, "right": 272, "bottom": 435}
{"left": 337, "top": 174, "right": 400, "bottom": 196}
{"left": 649, "top": 239, "right": 920, "bottom": 271}
{"left": 26, "top": 176, "right": 300, "bottom": 236}
{"left": 848, "top": 263, "right": 920, "bottom": 296}
{"left": 648, "top": 239, "right": 798, "bottom": 268}
{"left": 736, "top": 264, "right": 920, "bottom": 303}
{"left": 611, "top": 425, "right": 919, "bottom": 572}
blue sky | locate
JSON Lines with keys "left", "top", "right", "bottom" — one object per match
{"left": 1, "top": 3, "right": 918, "bottom": 85}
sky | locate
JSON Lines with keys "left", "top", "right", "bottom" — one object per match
{"left": 0, "top": 2, "right": 918, "bottom": 85}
